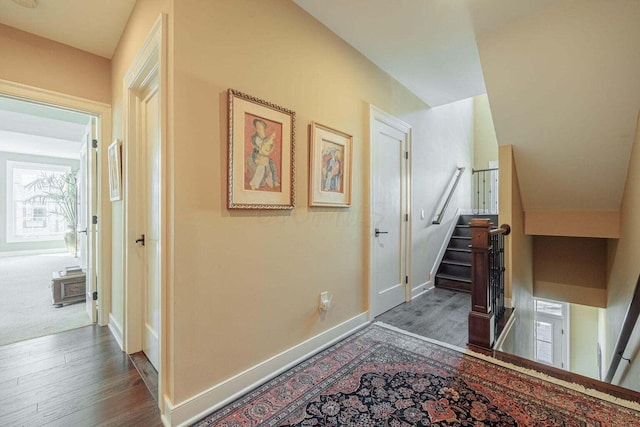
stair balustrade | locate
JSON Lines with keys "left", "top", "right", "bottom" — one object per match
{"left": 472, "top": 168, "right": 498, "bottom": 214}
{"left": 468, "top": 218, "right": 510, "bottom": 349}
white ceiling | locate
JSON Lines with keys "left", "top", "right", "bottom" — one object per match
{"left": 0, "top": 0, "right": 135, "bottom": 58}
{"left": 294, "top": 0, "right": 556, "bottom": 107}
{"left": 0, "top": 96, "right": 89, "bottom": 159}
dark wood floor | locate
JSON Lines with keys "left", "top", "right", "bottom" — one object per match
{"left": 0, "top": 325, "right": 162, "bottom": 427}
{"left": 376, "top": 287, "right": 470, "bottom": 348}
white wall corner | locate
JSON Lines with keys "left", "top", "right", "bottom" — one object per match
{"left": 165, "top": 313, "right": 369, "bottom": 427}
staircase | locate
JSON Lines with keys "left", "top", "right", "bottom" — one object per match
{"left": 435, "top": 214, "right": 498, "bottom": 292}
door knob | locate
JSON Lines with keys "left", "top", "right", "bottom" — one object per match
{"left": 78, "top": 228, "right": 88, "bottom": 234}
{"left": 135, "top": 234, "right": 145, "bottom": 246}
{"left": 375, "top": 228, "right": 388, "bottom": 237}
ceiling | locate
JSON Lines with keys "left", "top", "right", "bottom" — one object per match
{"left": 294, "top": 0, "right": 556, "bottom": 107}
{"left": 0, "top": 96, "right": 89, "bottom": 159}
{"left": 0, "top": 0, "right": 556, "bottom": 102}
{"left": 0, "top": 0, "right": 135, "bottom": 58}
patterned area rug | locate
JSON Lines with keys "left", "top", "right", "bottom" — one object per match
{"left": 195, "top": 323, "right": 640, "bottom": 426}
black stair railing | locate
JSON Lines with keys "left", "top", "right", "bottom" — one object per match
{"left": 468, "top": 218, "right": 510, "bottom": 349}
{"left": 432, "top": 167, "right": 465, "bottom": 225}
{"left": 472, "top": 168, "right": 499, "bottom": 214}
{"left": 605, "top": 274, "right": 640, "bottom": 383}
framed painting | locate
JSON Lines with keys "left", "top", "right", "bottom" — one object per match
{"left": 108, "top": 139, "right": 122, "bottom": 201}
{"left": 227, "top": 89, "right": 296, "bottom": 209}
{"left": 309, "top": 122, "right": 352, "bottom": 207}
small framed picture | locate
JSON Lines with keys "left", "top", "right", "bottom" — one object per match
{"left": 309, "top": 122, "right": 352, "bottom": 207}
{"left": 227, "top": 89, "right": 296, "bottom": 209}
{"left": 108, "top": 139, "right": 122, "bottom": 201}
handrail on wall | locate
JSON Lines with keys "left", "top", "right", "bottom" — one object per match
{"left": 432, "top": 167, "right": 466, "bottom": 225}
{"left": 605, "top": 274, "right": 640, "bottom": 383}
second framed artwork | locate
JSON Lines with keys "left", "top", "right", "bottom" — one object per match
{"left": 309, "top": 122, "right": 352, "bottom": 207}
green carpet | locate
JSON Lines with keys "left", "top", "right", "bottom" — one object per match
{"left": 0, "top": 253, "right": 92, "bottom": 346}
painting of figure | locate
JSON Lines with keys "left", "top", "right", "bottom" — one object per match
{"left": 244, "top": 113, "right": 282, "bottom": 192}
{"left": 320, "top": 141, "right": 343, "bottom": 193}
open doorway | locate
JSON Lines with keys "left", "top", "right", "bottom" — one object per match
{"left": 0, "top": 95, "right": 97, "bottom": 346}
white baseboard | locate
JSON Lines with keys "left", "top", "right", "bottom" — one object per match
{"left": 108, "top": 313, "right": 124, "bottom": 351}
{"left": 412, "top": 282, "right": 434, "bottom": 299}
{"left": 505, "top": 298, "right": 513, "bottom": 309}
{"left": 429, "top": 209, "right": 461, "bottom": 281}
{"left": 166, "top": 312, "right": 369, "bottom": 427}
{"left": 0, "top": 248, "right": 67, "bottom": 258}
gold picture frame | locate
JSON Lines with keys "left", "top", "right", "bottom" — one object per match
{"left": 309, "top": 122, "right": 352, "bottom": 207}
{"left": 108, "top": 139, "right": 122, "bottom": 201}
{"left": 227, "top": 89, "right": 296, "bottom": 209}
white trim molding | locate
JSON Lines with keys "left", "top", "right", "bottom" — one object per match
{"left": 412, "top": 283, "right": 434, "bottom": 300}
{"left": 165, "top": 313, "right": 369, "bottom": 427}
{"left": 108, "top": 313, "right": 124, "bottom": 350}
{"left": 122, "top": 12, "right": 168, "bottom": 417}
{"left": 0, "top": 248, "right": 67, "bottom": 258}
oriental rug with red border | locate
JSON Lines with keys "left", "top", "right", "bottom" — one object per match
{"left": 194, "top": 323, "right": 640, "bottom": 426}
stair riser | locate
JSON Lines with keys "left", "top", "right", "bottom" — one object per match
{"left": 452, "top": 226, "right": 471, "bottom": 237}
{"left": 444, "top": 250, "right": 471, "bottom": 263}
{"left": 439, "top": 263, "right": 471, "bottom": 278}
{"left": 435, "top": 278, "right": 471, "bottom": 293}
{"left": 448, "top": 238, "right": 471, "bottom": 249}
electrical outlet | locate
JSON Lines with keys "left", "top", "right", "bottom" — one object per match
{"left": 319, "top": 292, "right": 332, "bottom": 312}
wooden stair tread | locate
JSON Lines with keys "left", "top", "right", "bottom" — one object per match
{"left": 435, "top": 273, "right": 471, "bottom": 283}
{"left": 450, "top": 236, "right": 471, "bottom": 240}
{"left": 446, "top": 248, "right": 471, "bottom": 253}
{"left": 440, "top": 260, "right": 471, "bottom": 267}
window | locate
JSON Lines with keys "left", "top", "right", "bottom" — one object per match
{"left": 22, "top": 205, "right": 47, "bottom": 228}
{"left": 6, "top": 161, "right": 71, "bottom": 242}
{"left": 534, "top": 298, "right": 569, "bottom": 369}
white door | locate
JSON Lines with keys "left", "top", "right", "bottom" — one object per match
{"left": 371, "top": 108, "right": 410, "bottom": 317}
{"left": 534, "top": 299, "right": 568, "bottom": 369}
{"left": 141, "top": 86, "right": 161, "bottom": 370}
{"left": 79, "top": 120, "right": 98, "bottom": 323}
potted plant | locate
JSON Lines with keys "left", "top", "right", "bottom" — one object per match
{"left": 25, "top": 170, "right": 78, "bottom": 256}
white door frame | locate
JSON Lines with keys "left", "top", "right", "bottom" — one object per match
{"left": 0, "top": 79, "right": 112, "bottom": 327}
{"left": 369, "top": 105, "right": 412, "bottom": 320}
{"left": 122, "top": 14, "right": 167, "bottom": 409}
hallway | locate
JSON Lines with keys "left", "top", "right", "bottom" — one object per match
{"left": 376, "top": 287, "right": 470, "bottom": 348}
{"left": 0, "top": 326, "right": 161, "bottom": 426}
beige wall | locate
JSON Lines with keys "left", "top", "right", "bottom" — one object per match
{"left": 472, "top": 94, "right": 498, "bottom": 170}
{"left": 533, "top": 236, "right": 607, "bottom": 307}
{"left": 525, "top": 210, "right": 620, "bottom": 239}
{"left": 478, "top": 0, "right": 640, "bottom": 212}
{"left": 0, "top": 23, "right": 110, "bottom": 104}
{"left": 167, "top": 0, "right": 466, "bottom": 403}
{"left": 499, "top": 145, "right": 534, "bottom": 359}
{"left": 569, "top": 303, "right": 600, "bottom": 379}
{"left": 606, "top": 111, "right": 640, "bottom": 390}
